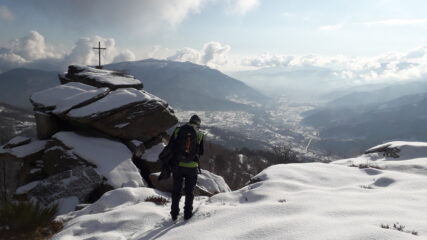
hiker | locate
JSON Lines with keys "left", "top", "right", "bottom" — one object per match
{"left": 159, "top": 114, "right": 204, "bottom": 221}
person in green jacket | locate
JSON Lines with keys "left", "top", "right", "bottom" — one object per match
{"left": 169, "top": 114, "right": 204, "bottom": 221}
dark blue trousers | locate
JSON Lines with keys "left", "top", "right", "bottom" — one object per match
{"left": 170, "top": 166, "right": 198, "bottom": 217}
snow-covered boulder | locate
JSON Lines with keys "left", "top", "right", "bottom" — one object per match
{"left": 149, "top": 169, "right": 231, "bottom": 196}
{"left": 0, "top": 139, "right": 48, "bottom": 199}
{"left": 0, "top": 138, "right": 47, "bottom": 161}
{"left": 334, "top": 141, "right": 427, "bottom": 175}
{"left": 30, "top": 82, "right": 110, "bottom": 114}
{"left": 65, "top": 88, "right": 177, "bottom": 141}
{"left": 31, "top": 79, "right": 178, "bottom": 141}
{"left": 41, "top": 137, "right": 95, "bottom": 176}
{"left": 50, "top": 131, "right": 145, "bottom": 188}
{"left": 196, "top": 169, "right": 231, "bottom": 195}
{"left": 60, "top": 65, "right": 143, "bottom": 90}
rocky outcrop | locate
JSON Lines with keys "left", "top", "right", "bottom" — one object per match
{"left": 0, "top": 138, "right": 47, "bottom": 200}
{"left": 65, "top": 88, "right": 177, "bottom": 141}
{"left": 26, "top": 166, "right": 104, "bottom": 206}
{"left": 3, "top": 64, "right": 231, "bottom": 214}
{"left": 32, "top": 68, "right": 178, "bottom": 142}
{"left": 59, "top": 65, "right": 143, "bottom": 90}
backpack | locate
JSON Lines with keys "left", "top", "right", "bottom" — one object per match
{"left": 174, "top": 124, "right": 199, "bottom": 163}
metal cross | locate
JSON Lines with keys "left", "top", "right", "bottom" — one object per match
{"left": 93, "top": 41, "right": 106, "bottom": 69}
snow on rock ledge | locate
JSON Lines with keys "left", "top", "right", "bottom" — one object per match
{"left": 334, "top": 141, "right": 427, "bottom": 176}
{"left": 30, "top": 82, "right": 109, "bottom": 114}
{"left": 60, "top": 65, "right": 143, "bottom": 90}
{"left": 52, "top": 131, "right": 145, "bottom": 188}
{"left": 65, "top": 88, "right": 178, "bottom": 141}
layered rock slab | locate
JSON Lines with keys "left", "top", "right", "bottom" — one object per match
{"left": 60, "top": 65, "right": 143, "bottom": 90}
{"left": 66, "top": 88, "right": 177, "bottom": 141}
{"left": 30, "top": 82, "right": 109, "bottom": 114}
{"left": 31, "top": 68, "right": 178, "bottom": 141}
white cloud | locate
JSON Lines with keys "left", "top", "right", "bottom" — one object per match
{"left": 167, "top": 47, "right": 202, "bottom": 63}
{"left": 167, "top": 41, "right": 231, "bottom": 67}
{"left": 0, "top": 31, "right": 137, "bottom": 72}
{"left": 9, "top": 31, "right": 60, "bottom": 61}
{"left": 365, "top": 18, "right": 427, "bottom": 27}
{"left": 225, "top": 0, "right": 260, "bottom": 15}
{"left": 242, "top": 46, "right": 427, "bottom": 84}
{"left": 0, "top": 6, "right": 14, "bottom": 21}
{"left": 319, "top": 24, "right": 343, "bottom": 31}
{"left": 113, "top": 49, "right": 136, "bottom": 63}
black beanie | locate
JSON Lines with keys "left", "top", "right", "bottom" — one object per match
{"left": 189, "top": 114, "right": 201, "bottom": 125}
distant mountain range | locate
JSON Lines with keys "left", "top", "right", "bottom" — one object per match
{"left": 0, "top": 59, "right": 265, "bottom": 111}
{"left": 106, "top": 59, "right": 265, "bottom": 110}
{"left": 303, "top": 84, "right": 427, "bottom": 156}
{"left": 0, "top": 68, "right": 59, "bottom": 109}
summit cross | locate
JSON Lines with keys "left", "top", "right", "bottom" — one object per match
{"left": 93, "top": 41, "right": 106, "bottom": 69}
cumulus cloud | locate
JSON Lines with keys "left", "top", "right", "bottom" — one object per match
{"left": 0, "top": 31, "right": 136, "bottom": 72}
{"left": 167, "top": 41, "right": 231, "bottom": 67}
{"left": 9, "top": 31, "right": 60, "bottom": 61}
{"left": 242, "top": 47, "right": 427, "bottom": 84}
{"left": 0, "top": 6, "right": 14, "bottom": 21}
{"left": 113, "top": 49, "right": 136, "bottom": 63}
{"left": 225, "top": 0, "right": 260, "bottom": 15}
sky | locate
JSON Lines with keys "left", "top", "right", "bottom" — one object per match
{"left": 2, "top": 0, "right": 427, "bottom": 84}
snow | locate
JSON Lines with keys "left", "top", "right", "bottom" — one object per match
{"left": 72, "top": 64, "right": 141, "bottom": 86}
{"left": 67, "top": 88, "right": 163, "bottom": 118}
{"left": 52, "top": 132, "right": 144, "bottom": 188}
{"left": 15, "top": 180, "right": 41, "bottom": 194}
{"left": 334, "top": 141, "right": 427, "bottom": 176}
{"left": 2, "top": 140, "right": 47, "bottom": 158}
{"left": 142, "top": 142, "right": 165, "bottom": 162}
{"left": 197, "top": 170, "right": 231, "bottom": 194}
{"left": 55, "top": 197, "right": 80, "bottom": 215}
{"left": 6, "top": 136, "right": 31, "bottom": 146}
{"left": 53, "top": 141, "right": 427, "bottom": 240}
{"left": 30, "top": 82, "right": 109, "bottom": 114}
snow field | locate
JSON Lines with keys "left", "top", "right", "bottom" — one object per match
{"left": 53, "top": 142, "right": 427, "bottom": 240}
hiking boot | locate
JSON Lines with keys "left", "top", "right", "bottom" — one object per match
{"left": 171, "top": 213, "right": 178, "bottom": 221}
{"left": 184, "top": 212, "right": 193, "bottom": 220}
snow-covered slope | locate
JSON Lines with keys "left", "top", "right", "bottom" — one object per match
{"left": 53, "top": 141, "right": 427, "bottom": 240}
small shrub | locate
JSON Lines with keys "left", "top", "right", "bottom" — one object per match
{"left": 145, "top": 196, "right": 169, "bottom": 206}
{"left": 0, "top": 200, "right": 63, "bottom": 239}
{"left": 0, "top": 200, "right": 58, "bottom": 232}
{"left": 381, "top": 222, "right": 418, "bottom": 236}
{"left": 350, "top": 163, "right": 383, "bottom": 170}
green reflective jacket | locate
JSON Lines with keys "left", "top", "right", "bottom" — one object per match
{"left": 172, "top": 123, "right": 204, "bottom": 168}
